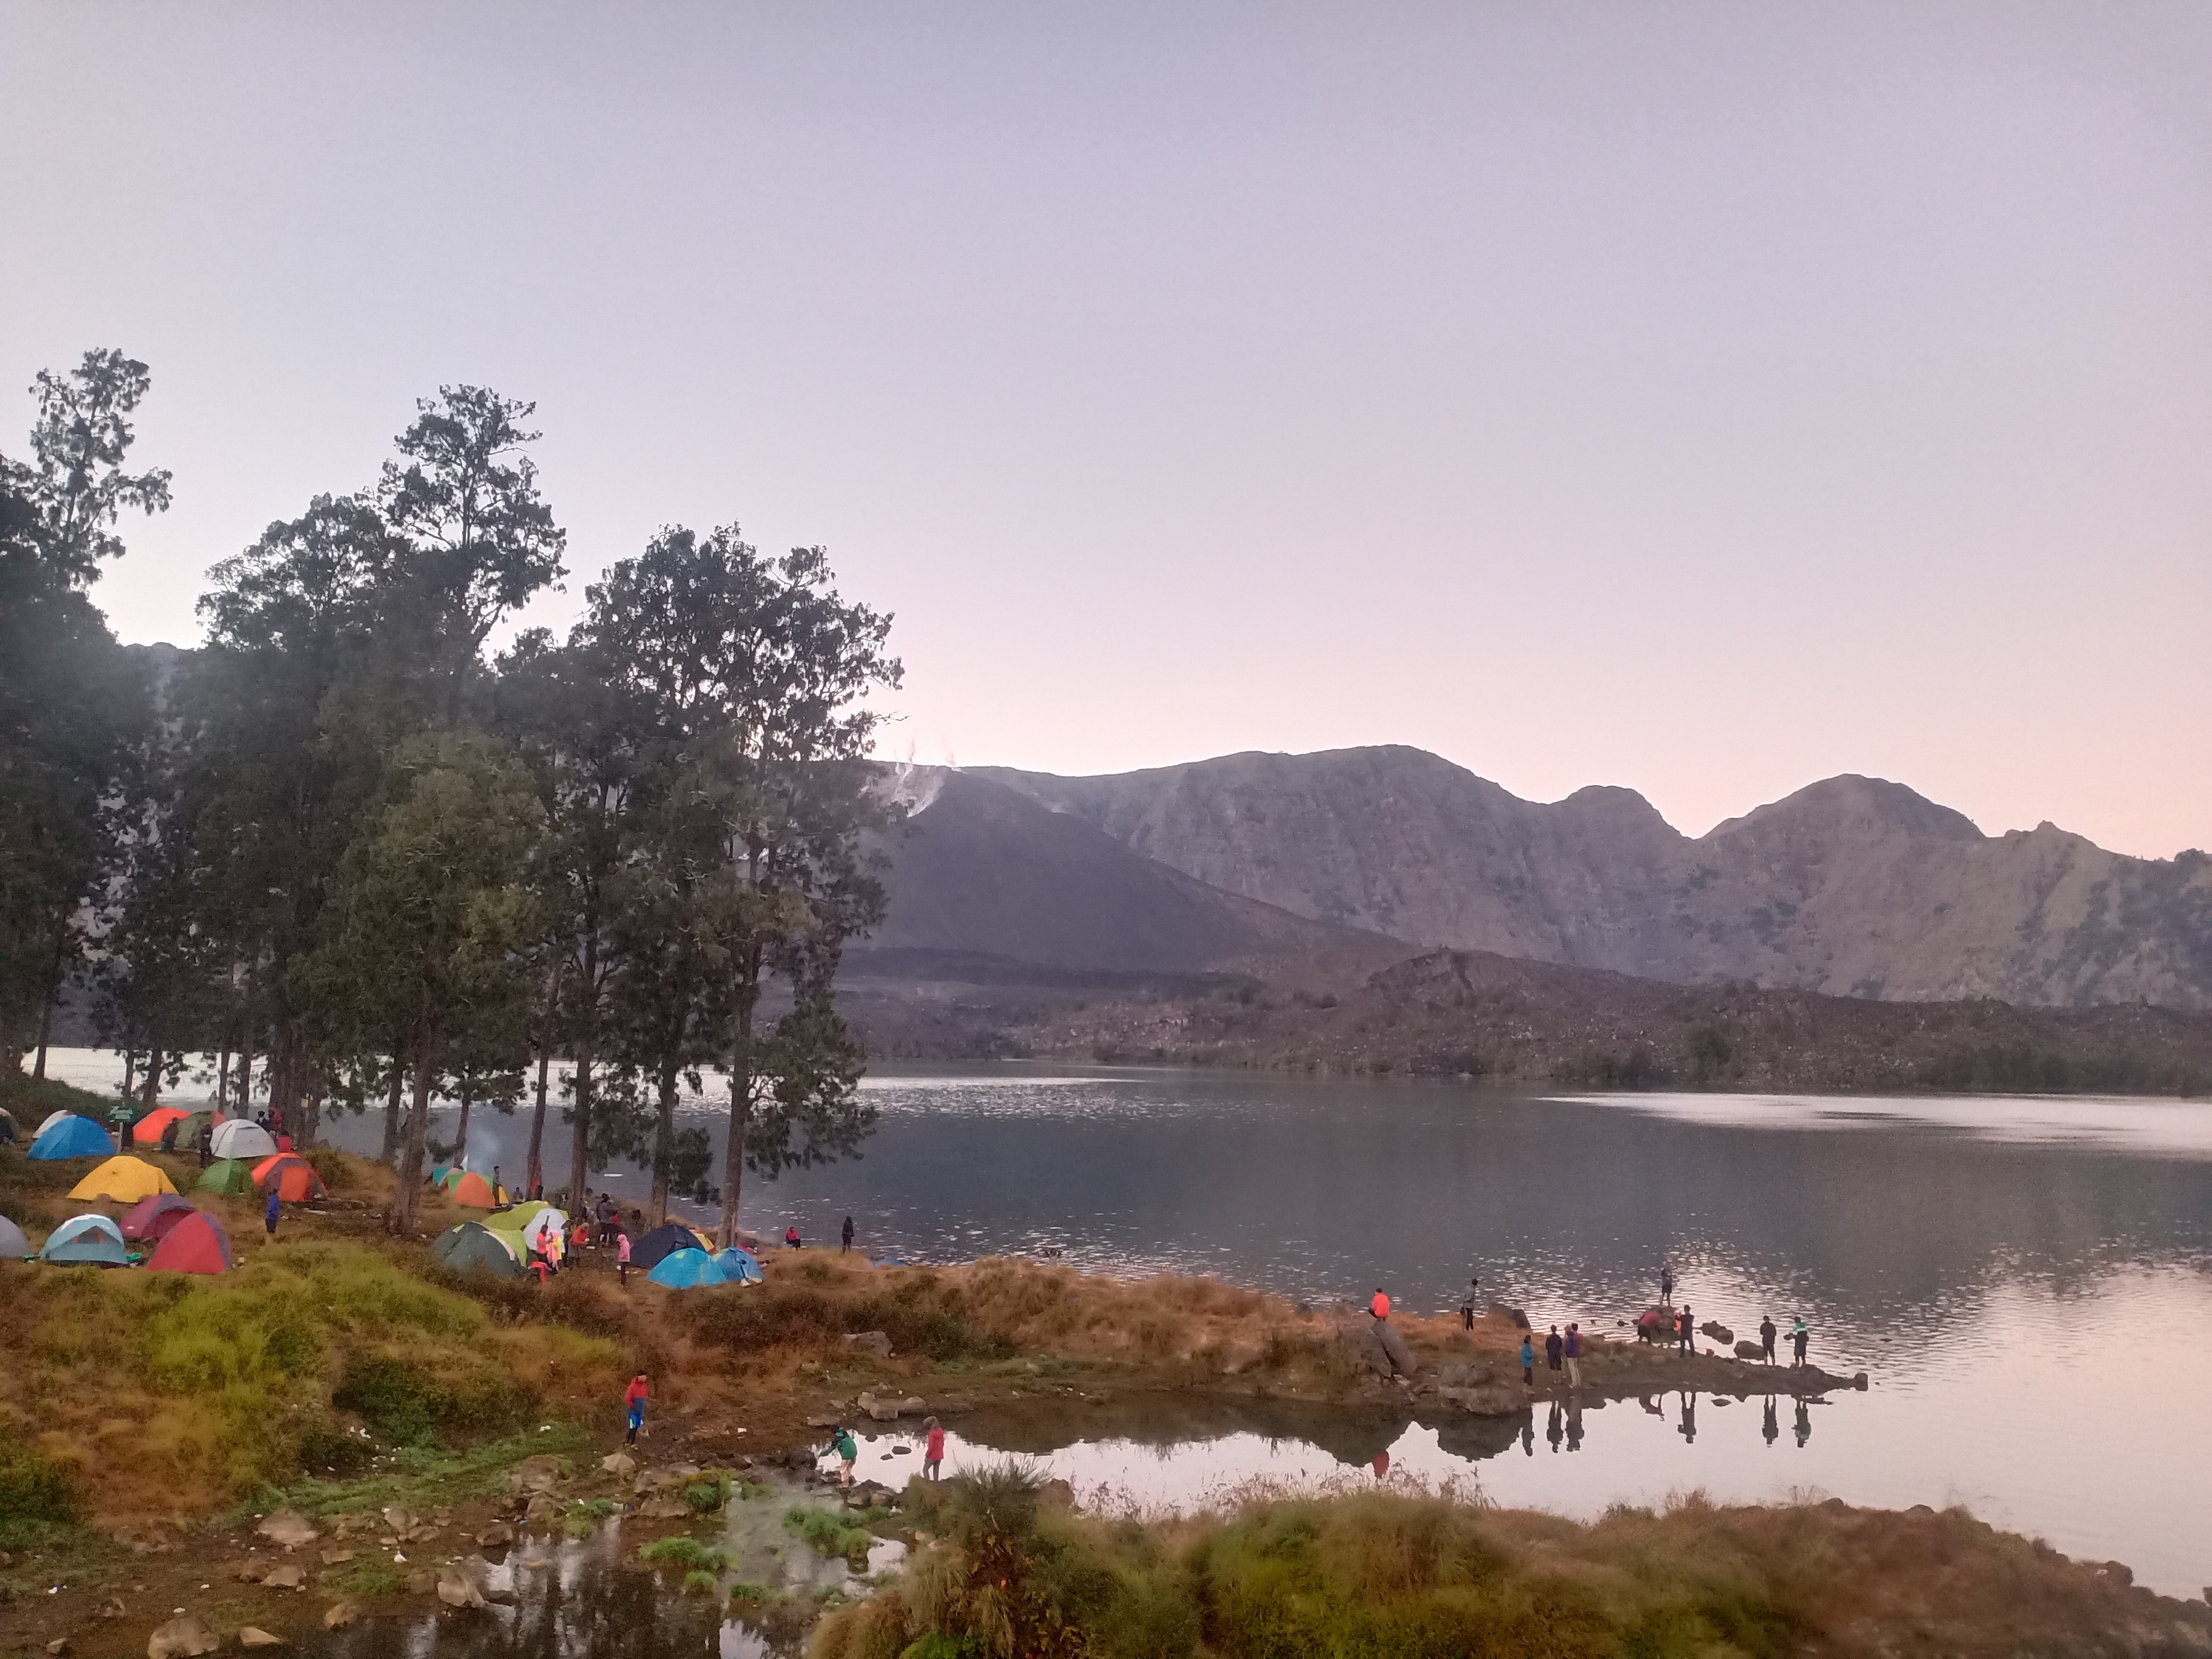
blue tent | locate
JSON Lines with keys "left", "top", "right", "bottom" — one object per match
{"left": 40, "top": 1214, "right": 128, "bottom": 1266}
{"left": 713, "top": 1247, "right": 763, "bottom": 1284}
{"left": 647, "top": 1247, "right": 731, "bottom": 1289}
{"left": 29, "top": 1115, "right": 117, "bottom": 1161}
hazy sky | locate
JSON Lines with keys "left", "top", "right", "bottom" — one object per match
{"left": 5, "top": 2, "right": 2208, "bottom": 857}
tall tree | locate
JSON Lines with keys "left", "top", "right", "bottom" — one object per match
{"left": 575, "top": 527, "right": 900, "bottom": 1245}
{"left": 297, "top": 731, "right": 543, "bottom": 1233}
{"left": 0, "top": 351, "right": 166, "bottom": 1073}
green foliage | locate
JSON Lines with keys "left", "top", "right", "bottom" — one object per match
{"left": 332, "top": 1352, "right": 535, "bottom": 1446}
{"left": 785, "top": 1505, "right": 876, "bottom": 1561}
{"left": 253, "top": 1423, "right": 588, "bottom": 1523}
{"left": 684, "top": 1569, "right": 720, "bottom": 1594}
{"left": 639, "top": 1536, "right": 730, "bottom": 1573}
{"left": 684, "top": 1280, "right": 1010, "bottom": 1363}
{"left": 0, "top": 1432, "right": 78, "bottom": 1548}
{"left": 727, "top": 1581, "right": 772, "bottom": 1604}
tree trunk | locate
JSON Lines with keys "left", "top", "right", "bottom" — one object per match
{"left": 396, "top": 1056, "right": 433, "bottom": 1234}
{"left": 527, "top": 1048, "right": 550, "bottom": 1198}
{"left": 236, "top": 1025, "right": 255, "bottom": 1119}
{"left": 32, "top": 919, "right": 66, "bottom": 1080}
{"left": 216, "top": 1043, "right": 232, "bottom": 1112}
{"left": 718, "top": 977, "right": 759, "bottom": 1248}
{"left": 300, "top": 1085, "right": 321, "bottom": 1149}
{"left": 144, "top": 1043, "right": 163, "bottom": 1109}
{"left": 455, "top": 1085, "right": 473, "bottom": 1163}
{"left": 381, "top": 1063, "right": 403, "bottom": 1163}
{"left": 32, "top": 990, "right": 54, "bottom": 1079}
{"left": 651, "top": 1049, "right": 679, "bottom": 1227}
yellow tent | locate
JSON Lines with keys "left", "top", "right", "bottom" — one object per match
{"left": 69, "top": 1155, "right": 179, "bottom": 1203}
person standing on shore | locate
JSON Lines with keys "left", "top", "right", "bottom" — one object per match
{"left": 1544, "top": 1324, "right": 1563, "bottom": 1379}
{"left": 264, "top": 1184, "right": 281, "bottom": 1242}
{"left": 1564, "top": 1323, "right": 1583, "bottom": 1390}
{"left": 624, "top": 1373, "right": 650, "bottom": 1446}
{"left": 1760, "top": 1315, "right": 1777, "bottom": 1365}
{"left": 1519, "top": 1333, "right": 1536, "bottom": 1392}
{"left": 616, "top": 1228, "right": 632, "bottom": 1286}
{"left": 1459, "top": 1276, "right": 1480, "bottom": 1330}
{"left": 1660, "top": 1259, "right": 1674, "bottom": 1307}
{"left": 1677, "top": 1305, "right": 1694, "bottom": 1355}
{"left": 1791, "top": 1317, "right": 1810, "bottom": 1367}
{"left": 842, "top": 1215, "right": 855, "bottom": 1254}
{"left": 923, "top": 1415, "right": 944, "bottom": 1481}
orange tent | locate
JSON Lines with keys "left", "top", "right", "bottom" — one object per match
{"left": 131, "top": 1107, "right": 189, "bottom": 1147}
{"left": 251, "top": 1152, "right": 328, "bottom": 1202}
{"left": 450, "top": 1171, "right": 498, "bottom": 1208}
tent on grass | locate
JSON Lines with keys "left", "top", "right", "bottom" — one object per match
{"left": 632, "top": 1221, "right": 703, "bottom": 1271}
{"left": 449, "top": 1171, "right": 498, "bottom": 1208}
{"left": 432, "top": 1222, "right": 525, "bottom": 1279}
{"left": 427, "top": 1163, "right": 452, "bottom": 1187}
{"left": 120, "top": 1192, "right": 200, "bottom": 1242}
{"left": 501, "top": 1199, "right": 552, "bottom": 1227}
{"left": 129, "top": 1107, "right": 189, "bottom": 1147}
{"left": 148, "top": 1211, "right": 234, "bottom": 1275}
{"left": 713, "top": 1246, "right": 763, "bottom": 1284}
{"left": 647, "top": 1248, "right": 730, "bottom": 1289}
{"left": 36, "top": 1109, "right": 76, "bottom": 1138}
{"left": 198, "top": 1158, "right": 257, "bottom": 1197}
{"left": 30, "top": 1115, "right": 116, "bottom": 1161}
{"left": 510, "top": 1207, "right": 567, "bottom": 1254}
{"left": 0, "top": 1215, "right": 30, "bottom": 1258}
{"left": 69, "top": 1155, "right": 177, "bottom": 1203}
{"left": 210, "top": 1119, "right": 278, "bottom": 1161}
{"left": 438, "top": 1168, "right": 473, "bottom": 1193}
{"left": 251, "top": 1154, "right": 328, "bottom": 1203}
{"left": 40, "top": 1214, "right": 128, "bottom": 1266}
{"left": 162, "top": 1109, "right": 223, "bottom": 1153}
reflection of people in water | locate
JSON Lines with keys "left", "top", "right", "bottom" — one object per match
{"left": 1521, "top": 1421, "right": 1535, "bottom": 1456}
{"left": 1794, "top": 1398, "right": 1812, "bottom": 1447}
{"left": 1639, "top": 1394, "right": 1663, "bottom": 1416}
{"left": 1762, "top": 1396, "right": 1779, "bottom": 1446}
{"left": 1546, "top": 1401, "right": 1563, "bottom": 1453}
{"left": 1565, "top": 1397, "right": 1584, "bottom": 1453}
{"left": 1372, "top": 1449, "right": 1390, "bottom": 1479}
{"left": 1678, "top": 1391, "right": 1698, "bottom": 1444}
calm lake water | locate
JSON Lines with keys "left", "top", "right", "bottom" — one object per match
{"left": 33, "top": 1052, "right": 2212, "bottom": 1598}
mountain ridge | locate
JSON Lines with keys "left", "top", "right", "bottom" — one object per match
{"left": 969, "top": 746, "right": 2212, "bottom": 1011}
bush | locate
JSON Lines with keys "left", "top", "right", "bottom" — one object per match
{"left": 639, "top": 1536, "right": 729, "bottom": 1572}
{"left": 332, "top": 1352, "right": 535, "bottom": 1446}
{"left": 785, "top": 1505, "right": 875, "bottom": 1562}
{"left": 0, "top": 1434, "right": 77, "bottom": 1547}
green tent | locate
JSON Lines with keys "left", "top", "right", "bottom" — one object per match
{"left": 431, "top": 1222, "right": 524, "bottom": 1280}
{"left": 165, "top": 1110, "right": 218, "bottom": 1153}
{"left": 198, "top": 1158, "right": 256, "bottom": 1197}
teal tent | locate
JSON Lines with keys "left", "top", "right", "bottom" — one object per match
{"left": 648, "top": 1248, "right": 730, "bottom": 1289}
{"left": 30, "top": 1115, "right": 116, "bottom": 1160}
{"left": 41, "top": 1214, "right": 128, "bottom": 1266}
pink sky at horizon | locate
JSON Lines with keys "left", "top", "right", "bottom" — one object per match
{"left": 4, "top": 2, "right": 2207, "bottom": 859}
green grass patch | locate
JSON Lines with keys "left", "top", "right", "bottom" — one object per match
{"left": 727, "top": 1581, "right": 773, "bottom": 1604}
{"left": 783, "top": 1505, "right": 875, "bottom": 1561}
{"left": 0, "top": 1432, "right": 78, "bottom": 1550}
{"left": 322, "top": 1557, "right": 406, "bottom": 1598}
{"left": 240, "top": 1422, "right": 587, "bottom": 1524}
{"left": 683, "top": 1569, "right": 719, "bottom": 1595}
{"left": 638, "top": 1536, "right": 731, "bottom": 1573}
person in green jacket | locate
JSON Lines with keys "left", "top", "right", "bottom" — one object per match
{"left": 831, "top": 1424, "right": 859, "bottom": 1488}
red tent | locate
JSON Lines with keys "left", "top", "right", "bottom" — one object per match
{"left": 251, "top": 1153, "right": 328, "bottom": 1202}
{"left": 450, "top": 1171, "right": 497, "bottom": 1208}
{"left": 131, "top": 1107, "right": 189, "bottom": 1148}
{"left": 119, "top": 1192, "right": 200, "bottom": 1242}
{"left": 147, "top": 1211, "right": 234, "bottom": 1274}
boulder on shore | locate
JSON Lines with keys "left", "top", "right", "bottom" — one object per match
{"left": 147, "top": 1617, "right": 219, "bottom": 1659}
{"left": 1701, "top": 1322, "right": 1735, "bottom": 1345}
{"left": 1486, "top": 1302, "right": 1531, "bottom": 1330}
{"left": 1734, "top": 1340, "right": 1765, "bottom": 1361}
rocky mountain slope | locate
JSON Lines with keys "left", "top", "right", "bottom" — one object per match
{"left": 975, "top": 748, "right": 2212, "bottom": 1011}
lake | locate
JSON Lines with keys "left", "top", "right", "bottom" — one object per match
{"left": 32, "top": 1052, "right": 2212, "bottom": 1597}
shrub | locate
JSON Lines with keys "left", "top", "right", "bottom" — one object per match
{"left": 332, "top": 1352, "right": 535, "bottom": 1446}
{"left": 638, "top": 1536, "right": 729, "bottom": 1572}
{"left": 0, "top": 1434, "right": 77, "bottom": 1547}
{"left": 785, "top": 1505, "right": 875, "bottom": 1562}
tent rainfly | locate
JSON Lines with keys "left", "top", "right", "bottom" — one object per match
{"left": 69, "top": 1155, "right": 178, "bottom": 1203}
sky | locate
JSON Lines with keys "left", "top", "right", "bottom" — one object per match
{"left": 4, "top": 2, "right": 2208, "bottom": 859}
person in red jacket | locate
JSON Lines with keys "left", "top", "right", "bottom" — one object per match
{"left": 923, "top": 1415, "right": 945, "bottom": 1482}
{"left": 624, "top": 1374, "right": 650, "bottom": 1446}
{"left": 1369, "top": 1288, "right": 1391, "bottom": 1321}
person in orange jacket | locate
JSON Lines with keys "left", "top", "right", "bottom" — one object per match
{"left": 624, "top": 1373, "right": 650, "bottom": 1446}
{"left": 1369, "top": 1288, "right": 1391, "bottom": 1321}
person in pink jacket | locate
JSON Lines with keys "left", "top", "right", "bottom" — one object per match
{"left": 616, "top": 1228, "right": 632, "bottom": 1286}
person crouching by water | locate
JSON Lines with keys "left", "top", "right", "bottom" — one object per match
{"left": 1369, "top": 1286, "right": 1391, "bottom": 1322}
{"left": 624, "top": 1373, "right": 650, "bottom": 1446}
{"left": 831, "top": 1424, "right": 859, "bottom": 1488}
{"left": 786, "top": 1223, "right": 803, "bottom": 1250}
{"left": 923, "top": 1416, "right": 944, "bottom": 1481}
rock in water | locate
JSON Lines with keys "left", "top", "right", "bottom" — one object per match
{"left": 1374, "top": 1318, "right": 1418, "bottom": 1379}
{"left": 476, "top": 1522, "right": 515, "bottom": 1548}
{"left": 436, "top": 1566, "right": 488, "bottom": 1610}
{"left": 1734, "top": 1340, "right": 1765, "bottom": 1361}
{"left": 1700, "top": 1322, "right": 1735, "bottom": 1345}
{"left": 256, "top": 1511, "right": 319, "bottom": 1549}
{"left": 147, "top": 1616, "right": 220, "bottom": 1659}
{"left": 1485, "top": 1301, "right": 1531, "bottom": 1330}
{"left": 238, "top": 1630, "right": 285, "bottom": 1649}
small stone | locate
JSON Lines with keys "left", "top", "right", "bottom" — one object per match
{"left": 891, "top": 1444, "right": 912, "bottom": 1455}
{"left": 256, "top": 1511, "right": 319, "bottom": 1549}
{"left": 97, "top": 1596, "right": 127, "bottom": 1619}
{"left": 44, "top": 1639, "right": 69, "bottom": 1656}
{"left": 238, "top": 1629, "right": 285, "bottom": 1648}
{"left": 599, "top": 1452, "right": 636, "bottom": 1479}
{"left": 262, "top": 1565, "right": 305, "bottom": 1591}
{"left": 320, "top": 1549, "right": 354, "bottom": 1566}
{"left": 436, "top": 1565, "right": 488, "bottom": 1610}
{"left": 523, "top": 1493, "right": 561, "bottom": 1525}
{"left": 841, "top": 1331, "right": 893, "bottom": 1358}
{"left": 146, "top": 1615, "right": 221, "bottom": 1659}
{"left": 405, "top": 1573, "right": 435, "bottom": 1597}
{"left": 321, "top": 1601, "right": 361, "bottom": 1629}
{"left": 234, "top": 1559, "right": 269, "bottom": 1584}
{"left": 504, "top": 1456, "right": 566, "bottom": 1497}
{"left": 475, "top": 1523, "right": 514, "bottom": 1548}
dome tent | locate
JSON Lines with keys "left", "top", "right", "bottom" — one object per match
{"left": 120, "top": 1192, "right": 199, "bottom": 1242}
{"left": 40, "top": 1214, "right": 128, "bottom": 1266}
{"left": 198, "top": 1158, "right": 257, "bottom": 1197}
{"left": 449, "top": 1171, "right": 497, "bottom": 1208}
{"left": 251, "top": 1154, "right": 328, "bottom": 1202}
{"left": 0, "top": 1215, "right": 30, "bottom": 1258}
{"left": 713, "top": 1247, "right": 763, "bottom": 1284}
{"left": 632, "top": 1221, "right": 704, "bottom": 1271}
{"left": 210, "top": 1119, "right": 278, "bottom": 1161}
{"left": 163, "top": 1109, "right": 223, "bottom": 1153}
{"left": 647, "top": 1248, "right": 730, "bottom": 1289}
{"left": 36, "top": 1109, "right": 75, "bottom": 1138}
{"left": 69, "top": 1155, "right": 177, "bottom": 1203}
{"left": 30, "top": 1115, "right": 116, "bottom": 1161}
{"left": 432, "top": 1222, "right": 524, "bottom": 1280}
{"left": 511, "top": 1207, "right": 567, "bottom": 1254}
{"left": 148, "top": 1211, "right": 234, "bottom": 1275}
{"left": 131, "top": 1107, "right": 188, "bottom": 1147}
